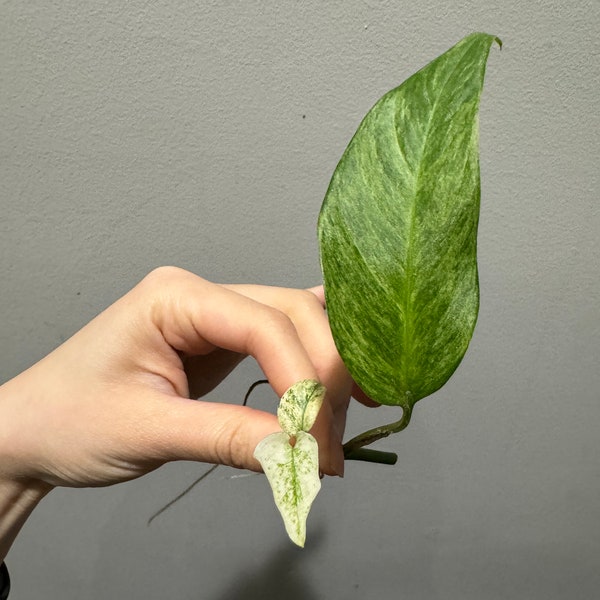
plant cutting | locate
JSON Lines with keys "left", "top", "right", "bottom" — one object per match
{"left": 254, "top": 32, "right": 501, "bottom": 545}
{"left": 254, "top": 379, "right": 325, "bottom": 547}
{"left": 149, "top": 31, "right": 500, "bottom": 547}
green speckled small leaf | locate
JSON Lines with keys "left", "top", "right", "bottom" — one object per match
{"left": 254, "top": 431, "right": 321, "bottom": 547}
{"left": 318, "top": 32, "right": 499, "bottom": 410}
{"left": 277, "top": 379, "right": 326, "bottom": 436}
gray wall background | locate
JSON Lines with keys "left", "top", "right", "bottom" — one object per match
{"left": 1, "top": 1, "right": 599, "bottom": 598}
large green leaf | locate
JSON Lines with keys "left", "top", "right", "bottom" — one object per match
{"left": 318, "top": 33, "right": 499, "bottom": 410}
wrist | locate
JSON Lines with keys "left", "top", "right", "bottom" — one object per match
{"left": 0, "top": 476, "right": 51, "bottom": 563}
{"left": 1, "top": 373, "right": 52, "bottom": 562}
{"left": 0, "top": 376, "right": 52, "bottom": 563}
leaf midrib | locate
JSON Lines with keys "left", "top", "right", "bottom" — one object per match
{"left": 289, "top": 444, "right": 302, "bottom": 536}
{"left": 397, "top": 41, "right": 474, "bottom": 395}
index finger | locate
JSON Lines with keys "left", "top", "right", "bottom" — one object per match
{"left": 144, "top": 267, "right": 320, "bottom": 397}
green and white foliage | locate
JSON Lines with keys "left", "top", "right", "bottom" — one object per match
{"left": 319, "top": 33, "right": 500, "bottom": 415}
{"left": 256, "top": 33, "right": 500, "bottom": 544}
{"left": 254, "top": 380, "right": 326, "bottom": 547}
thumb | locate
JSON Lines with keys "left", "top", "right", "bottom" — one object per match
{"left": 152, "top": 398, "right": 281, "bottom": 472}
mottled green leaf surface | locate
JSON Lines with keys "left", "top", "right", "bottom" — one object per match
{"left": 254, "top": 431, "right": 321, "bottom": 547}
{"left": 318, "top": 33, "right": 499, "bottom": 410}
{"left": 278, "top": 379, "right": 326, "bottom": 435}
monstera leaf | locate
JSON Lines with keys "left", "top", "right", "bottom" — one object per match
{"left": 319, "top": 33, "right": 499, "bottom": 431}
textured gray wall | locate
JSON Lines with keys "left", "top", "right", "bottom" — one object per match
{"left": 2, "top": 1, "right": 599, "bottom": 598}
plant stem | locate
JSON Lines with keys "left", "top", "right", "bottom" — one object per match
{"left": 344, "top": 448, "right": 398, "bottom": 465}
{"left": 342, "top": 405, "right": 412, "bottom": 464}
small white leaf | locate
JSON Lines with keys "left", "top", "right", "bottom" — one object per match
{"left": 254, "top": 431, "right": 321, "bottom": 547}
{"left": 277, "top": 379, "right": 326, "bottom": 435}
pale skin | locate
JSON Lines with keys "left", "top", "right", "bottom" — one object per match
{"left": 0, "top": 267, "right": 377, "bottom": 563}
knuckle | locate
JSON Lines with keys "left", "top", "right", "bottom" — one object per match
{"left": 246, "top": 305, "right": 297, "bottom": 356}
{"left": 285, "top": 289, "right": 325, "bottom": 321}
{"left": 261, "top": 305, "right": 297, "bottom": 338}
{"left": 294, "top": 288, "right": 323, "bottom": 309}
{"left": 141, "top": 266, "right": 187, "bottom": 288}
{"left": 214, "top": 416, "right": 246, "bottom": 469}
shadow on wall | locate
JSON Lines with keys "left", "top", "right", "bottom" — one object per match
{"left": 210, "top": 531, "right": 325, "bottom": 600}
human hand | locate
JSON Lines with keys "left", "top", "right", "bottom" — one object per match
{"left": 0, "top": 267, "right": 372, "bottom": 495}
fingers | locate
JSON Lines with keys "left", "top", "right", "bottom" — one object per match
{"left": 183, "top": 349, "right": 246, "bottom": 398}
{"left": 221, "top": 283, "right": 348, "bottom": 475}
{"left": 135, "top": 269, "right": 368, "bottom": 475}
{"left": 306, "top": 285, "right": 326, "bottom": 306}
{"left": 150, "top": 397, "right": 281, "bottom": 472}
{"left": 352, "top": 382, "right": 381, "bottom": 408}
{"left": 134, "top": 268, "right": 336, "bottom": 472}
{"left": 141, "top": 268, "right": 319, "bottom": 397}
